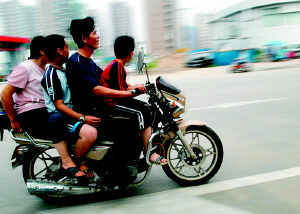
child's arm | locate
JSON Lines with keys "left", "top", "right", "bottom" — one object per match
{"left": 92, "top": 85, "right": 135, "bottom": 98}
{"left": 54, "top": 100, "right": 101, "bottom": 127}
{"left": 126, "top": 83, "right": 147, "bottom": 93}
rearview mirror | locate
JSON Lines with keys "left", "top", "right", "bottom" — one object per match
{"left": 137, "top": 50, "right": 144, "bottom": 71}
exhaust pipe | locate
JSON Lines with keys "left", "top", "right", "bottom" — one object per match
{"left": 27, "top": 180, "right": 100, "bottom": 197}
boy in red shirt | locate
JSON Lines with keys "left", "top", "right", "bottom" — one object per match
{"left": 100, "top": 36, "right": 167, "bottom": 165}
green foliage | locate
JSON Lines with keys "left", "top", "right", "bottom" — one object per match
{"left": 94, "top": 49, "right": 104, "bottom": 56}
{"left": 66, "top": 40, "right": 78, "bottom": 50}
{"left": 148, "top": 58, "right": 159, "bottom": 70}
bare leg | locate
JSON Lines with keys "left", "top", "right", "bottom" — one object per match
{"left": 54, "top": 140, "right": 84, "bottom": 176}
{"left": 74, "top": 124, "right": 97, "bottom": 161}
{"left": 141, "top": 126, "right": 151, "bottom": 152}
{"left": 141, "top": 127, "right": 167, "bottom": 164}
{"left": 74, "top": 124, "right": 97, "bottom": 177}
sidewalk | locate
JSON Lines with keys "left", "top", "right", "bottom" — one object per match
{"left": 128, "top": 59, "right": 300, "bottom": 82}
{"left": 164, "top": 58, "right": 299, "bottom": 74}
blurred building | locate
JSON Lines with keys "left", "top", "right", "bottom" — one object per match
{"left": 0, "top": 0, "right": 86, "bottom": 38}
{"left": 53, "top": 0, "right": 86, "bottom": 37}
{"left": 0, "top": 0, "right": 40, "bottom": 37}
{"left": 210, "top": 0, "right": 300, "bottom": 51}
{"left": 0, "top": 0, "right": 87, "bottom": 75}
{"left": 37, "top": 0, "right": 86, "bottom": 38}
{"left": 86, "top": 9, "right": 108, "bottom": 55}
{"left": 145, "top": 0, "right": 178, "bottom": 55}
{"left": 181, "top": 25, "right": 198, "bottom": 51}
{"left": 195, "top": 13, "right": 213, "bottom": 49}
{"left": 110, "top": 1, "right": 133, "bottom": 39}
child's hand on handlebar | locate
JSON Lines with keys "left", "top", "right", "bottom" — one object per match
{"left": 134, "top": 84, "right": 147, "bottom": 93}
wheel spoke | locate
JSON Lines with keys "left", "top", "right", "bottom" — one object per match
{"left": 175, "top": 164, "right": 184, "bottom": 173}
{"left": 190, "top": 133, "right": 198, "bottom": 145}
{"left": 171, "top": 143, "right": 184, "bottom": 154}
{"left": 40, "top": 154, "right": 51, "bottom": 171}
{"left": 194, "top": 167, "right": 205, "bottom": 176}
{"left": 43, "top": 151, "right": 52, "bottom": 157}
{"left": 38, "top": 157, "right": 54, "bottom": 161}
{"left": 170, "top": 157, "right": 180, "bottom": 161}
{"left": 174, "top": 159, "right": 184, "bottom": 173}
{"left": 206, "top": 147, "right": 216, "bottom": 156}
{"left": 35, "top": 167, "right": 47, "bottom": 177}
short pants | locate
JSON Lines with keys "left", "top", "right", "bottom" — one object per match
{"left": 17, "top": 107, "right": 50, "bottom": 139}
{"left": 47, "top": 111, "right": 83, "bottom": 144}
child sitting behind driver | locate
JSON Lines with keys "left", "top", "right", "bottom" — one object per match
{"left": 41, "top": 34, "right": 100, "bottom": 178}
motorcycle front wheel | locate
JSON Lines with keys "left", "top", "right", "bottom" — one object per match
{"left": 162, "top": 125, "right": 223, "bottom": 186}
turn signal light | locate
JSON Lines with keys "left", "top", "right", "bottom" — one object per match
{"left": 172, "top": 101, "right": 176, "bottom": 108}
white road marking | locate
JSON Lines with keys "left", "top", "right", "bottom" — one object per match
{"left": 189, "top": 97, "right": 287, "bottom": 111}
{"left": 178, "top": 166, "right": 300, "bottom": 196}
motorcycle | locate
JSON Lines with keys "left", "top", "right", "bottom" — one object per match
{"left": 0, "top": 51, "right": 223, "bottom": 200}
{"left": 230, "top": 57, "right": 251, "bottom": 73}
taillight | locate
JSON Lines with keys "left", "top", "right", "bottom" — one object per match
{"left": 17, "top": 146, "right": 29, "bottom": 155}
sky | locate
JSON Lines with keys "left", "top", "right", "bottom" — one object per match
{"left": 0, "top": 0, "right": 245, "bottom": 42}
{"left": 80, "top": 0, "right": 245, "bottom": 13}
{"left": 80, "top": 0, "right": 245, "bottom": 42}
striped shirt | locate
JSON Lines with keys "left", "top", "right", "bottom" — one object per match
{"left": 41, "top": 65, "right": 72, "bottom": 113}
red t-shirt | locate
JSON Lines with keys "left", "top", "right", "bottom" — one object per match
{"left": 100, "top": 59, "right": 128, "bottom": 108}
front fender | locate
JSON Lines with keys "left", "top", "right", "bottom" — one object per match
{"left": 178, "top": 120, "right": 206, "bottom": 132}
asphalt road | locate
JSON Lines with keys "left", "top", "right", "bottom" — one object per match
{"left": 0, "top": 60, "right": 300, "bottom": 214}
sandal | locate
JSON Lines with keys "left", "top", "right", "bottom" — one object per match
{"left": 80, "top": 164, "right": 95, "bottom": 178}
{"left": 63, "top": 167, "right": 85, "bottom": 178}
{"left": 150, "top": 152, "right": 168, "bottom": 166}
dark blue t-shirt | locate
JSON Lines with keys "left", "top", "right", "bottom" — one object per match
{"left": 66, "top": 52, "right": 103, "bottom": 116}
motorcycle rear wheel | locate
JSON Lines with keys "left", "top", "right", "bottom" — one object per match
{"left": 23, "top": 147, "right": 61, "bottom": 183}
{"left": 162, "top": 125, "right": 223, "bottom": 186}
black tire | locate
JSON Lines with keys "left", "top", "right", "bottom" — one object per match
{"left": 23, "top": 147, "right": 61, "bottom": 183}
{"left": 162, "top": 125, "right": 223, "bottom": 186}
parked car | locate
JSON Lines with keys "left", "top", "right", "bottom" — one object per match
{"left": 185, "top": 49, "right": 214, "bottom": 68}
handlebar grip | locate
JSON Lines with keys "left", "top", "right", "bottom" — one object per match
{"left": 131, "top": 88, "right": 141, "bottom": 95}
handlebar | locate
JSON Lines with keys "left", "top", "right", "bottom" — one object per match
{"left": 131, "top": 88, "right": 141, "bottom": 95}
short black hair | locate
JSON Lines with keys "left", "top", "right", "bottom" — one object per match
{"left": 69, "top": 17, "right": 95, "bottom": 48}
{"left": 114, "top": 36, "right": 135, "bottom": 59}
{"left": 28, "top": 36, "right": 46, "bottom": 59}
{"left": 44, "top": 34, "right": 65, "bottom": 61}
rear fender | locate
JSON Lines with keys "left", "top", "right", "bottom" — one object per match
{"left": 11, "top": 145, "right": 31, "bottom": 169}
